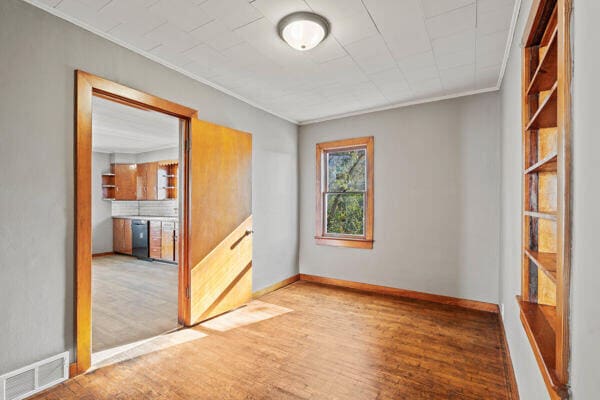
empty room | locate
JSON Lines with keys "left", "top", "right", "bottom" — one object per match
{"left": 0, "top": 0, "right": 597, "bottom": 399}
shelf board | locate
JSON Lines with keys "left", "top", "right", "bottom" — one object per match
{"left": 524, "top": 152, "right": 557, "bottom": 174}
{"left": 524, "top": 249, "right": 557, "bottom": 283}
{"left": 526, "top": 82, "right": 558, "bottom": 131}
{"left": 102, "top": 185, "right": 116, "bottom": 188}
{"left": 102, "top": 173, "right": 115, "bottom": 176}
{"left": 527, "top": 28, "right": 558, "bottom": 95}
{"left": 103, "top": 198, "right": 115, "bottom": 201}
{"left": 517, "top": 297, "right": 566, "bottom": 398}
{"left": 524, "top": 210, "right": 557, "bottom": 221}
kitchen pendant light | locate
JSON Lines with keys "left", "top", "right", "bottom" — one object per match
{"left": 278, "top": 12, "right": 330, "bottom": 51}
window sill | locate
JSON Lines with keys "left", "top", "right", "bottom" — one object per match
{"left": 314, "top": 236, "right": 373, "bottom": 249}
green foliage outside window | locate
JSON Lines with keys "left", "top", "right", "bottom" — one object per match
{"left": 325, "top": 149, "right": 366, "bottom": 236}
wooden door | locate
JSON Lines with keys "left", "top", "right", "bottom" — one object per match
{"left": 146, "top": 162, "right": 158, "bottom": 200}
{"left": 115, "top": 164, "right": 137, "bottom": 200}
{"left": 161, "top": 221, "right": 175, "bottom": 261}
{"left": 149, "top": 220, "right": 162, "bottom": 259}
{"left": 136, "top": 163, "right": 148, "bottom": 200}
{"left": 187, "top": 119, "right": 253, "bottom": 325}
{"left": 122, "top": 219, "right": 132, "bottom": 255}
{"left": 113, "top": 218, "right": 123, "bottom": 253}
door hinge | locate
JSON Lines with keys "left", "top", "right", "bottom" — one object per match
{"left": 186, "top": 286, "right": 190, "bottom": 299}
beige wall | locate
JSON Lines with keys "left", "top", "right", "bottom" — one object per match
{"left": 0, "top": 0, "right": 298, "bottom": 374}
{"left": 299, "top": 92, "right": 501, "bottom": 304}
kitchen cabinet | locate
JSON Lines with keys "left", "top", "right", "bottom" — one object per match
{"left": 149, "top": 220, "right": 162, "bottom": 259}
{"left": 136, "top": 162, "right": 158, "bottom": 200}
{"left": 161, "top": 221, "right": 175, "bottom": 262}
{"left": 113, "top": 218, "right": 132, "bottom": 255}
{"left": 114, "top": 164, "right": 137, "bottom": 200}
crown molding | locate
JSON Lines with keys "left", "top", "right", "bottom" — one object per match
{"left": 298, "top": 86, "right": 500, "bottom": 125}
{"left": 497, "top": 0, "right": 523, "bottom": 88}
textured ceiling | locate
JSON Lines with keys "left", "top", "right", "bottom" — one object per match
{"left": 32, "top": 0, "right": 517, "bottom": 124}
{"left": 92, "top": 96, "right": 179, "bottom": 154}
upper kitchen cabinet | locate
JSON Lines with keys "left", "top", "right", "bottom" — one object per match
{"left": 103, "top": 160, "right": 178, "bottom": 201}
{"left": 113, "top": 164, "right": 137, "bottom": 200}
{"left": 137, "top": 162, "right": 159, "bottom": 200}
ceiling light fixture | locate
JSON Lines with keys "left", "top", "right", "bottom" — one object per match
{"left": 278, "top": 12, "right": 330, "bottom": 51}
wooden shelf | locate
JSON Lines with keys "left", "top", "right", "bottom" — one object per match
{"left": 527, "top": 28, "right": 558, "bottom": 95}
{"left": 517, "top": 297, "right": 566, "bottom": 398}
{"left": 524, "top": 249, "right": 557, "bottom": 283}
{"left": 524, "top": 210, "right": 557, "bottom": 221}
{"left": 526, "top": 82, "right": 558, "bottom": 130}
{"left": 524, "top": 152, "right": 557, "bottom": 174}
{"left": 102, "top": 173, "right": 115, "bottom": 176}
{"left": 102, "top": 184, "right": 116, "bottom": 188}
{"left": 103, "top": 198, "right": 115, "bottom": 201}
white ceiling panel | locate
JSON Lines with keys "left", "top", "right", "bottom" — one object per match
{"left": 421, "top": 0, "right": 474, "bottom": 18}
{"left": 91, "top": 96, "right": 180, "bottom": 154}
{"left": 425, "top": 4, "right": 476, "bottom": 39}
{"left": 31, "top": 0, "right": 518, "bottom": 123}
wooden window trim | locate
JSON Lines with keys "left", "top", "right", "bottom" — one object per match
{"left": 315, "top": 137, "right": 374, "bottom": 249}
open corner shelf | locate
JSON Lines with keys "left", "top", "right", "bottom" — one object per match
{"left": 519, "top": 0, "right": 571, "bottom": 398}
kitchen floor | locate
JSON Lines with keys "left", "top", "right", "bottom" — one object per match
{"left": 92, "top": 255, "right": 179, "bottom": 354}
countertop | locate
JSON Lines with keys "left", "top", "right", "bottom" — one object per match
{"left": 112, "top": 215, "right": 178, "bottom": 222}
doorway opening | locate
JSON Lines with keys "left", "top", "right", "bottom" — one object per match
{"left": 75, "top": 71, "right": 254, "bottom": 376}
{"left": 90, "top": 95, "right": 183, "bottom": 365}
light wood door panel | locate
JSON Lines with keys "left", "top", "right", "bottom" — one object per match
{"left": 187, "top": 119, "right": 252, "bottom": 325}
{"left": 123, "top": 219, "right": 132, "bottom": 255}
{"left": 114, "top": 164, "right": 137, "bottom": 200}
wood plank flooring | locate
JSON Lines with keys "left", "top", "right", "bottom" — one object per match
{"left": 92, "top": 255, "right": 178, "bottom": 353}
{"left": 36, "top": 281, "right": 516, "bottom": 399}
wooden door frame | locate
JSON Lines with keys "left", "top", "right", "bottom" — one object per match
{"left": 74, "top": 70, "right": 197, "bottom": 375}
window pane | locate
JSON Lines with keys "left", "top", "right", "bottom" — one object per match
{"left": 326, "top": 193, "right": 364, "bottom": 236}
{"left": 327, "top": 149, "right": 366, "bottom": 192}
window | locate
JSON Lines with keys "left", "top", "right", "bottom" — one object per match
{"left": 315, "top": 137, "right": 373, "bottom": 249}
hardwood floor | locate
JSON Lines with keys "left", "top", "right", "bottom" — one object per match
{"left": 92, "top": 255, "right": 178, "bottom": 353}
{"left": 36, "top": 281, "right": 516, "bottom": 399}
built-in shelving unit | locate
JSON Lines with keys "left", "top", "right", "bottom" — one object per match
{"left": 519, "top": 1, "right": 571, "bottom": 398}
{"left": 101, "top": 171, "right": 115, "bottom": 200}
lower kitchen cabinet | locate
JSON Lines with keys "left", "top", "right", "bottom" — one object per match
{"left": 113, "top": 218, "right": 132, "bottom": 255}
{"left": 161, "top": 221, "right": 175, "bottom": 262}
{"left": 149, "top": 220, "right": 162, "bottom": 259}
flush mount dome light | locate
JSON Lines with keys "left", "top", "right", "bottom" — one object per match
{"left": 278, "top": 12, "right": 330, "bottom": 51}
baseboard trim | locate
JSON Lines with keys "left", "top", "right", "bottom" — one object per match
{"left": 92, "top": 252, "right": 114, "bottom": 258}
{"left": 498, "top": 313, "right": 520, "bottom": 399}
{"left": 69, "top": 362, "right": 78, "bottom": 378}
{"left": 299, "top": 274, "right": 499, "bottom": 313}
{"left": 253, "top": 274, "right": 300, "bottom": 299}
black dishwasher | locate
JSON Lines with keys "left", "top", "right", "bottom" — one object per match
{"left": 132, "top": 219, "right": 149, "bottom": 260}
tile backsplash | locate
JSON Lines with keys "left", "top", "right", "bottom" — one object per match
{"left": 112, "top": 200, "right": 178, "bottom": 217}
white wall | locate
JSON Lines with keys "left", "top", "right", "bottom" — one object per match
{"left": 92, "top": 152, "right": 113, "bottom": 254}
{"left": 299, "top": 93, "right": 501, "bottom": 304}
{"left": 0, "top": 0, "right": 298, "bottom": 374}
{"left": 499, "top": 1, "right": 600, "bottom": 398}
